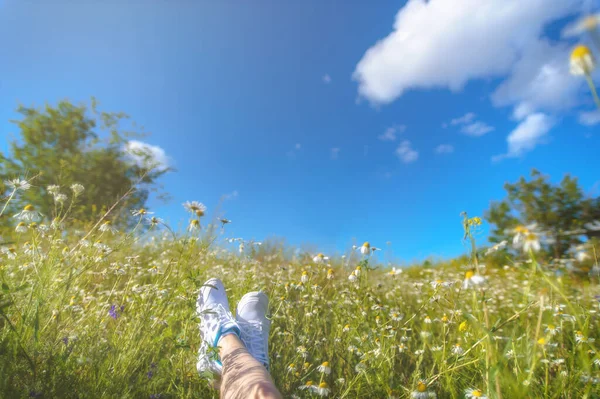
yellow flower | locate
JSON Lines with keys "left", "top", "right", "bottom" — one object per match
{"left": 537, "top": 337, "right": 546, "bottom": 345}
{"left": 465, "top": 270, "right": 475, "bottom": 279}
{"left": 459, "top": 321, "right": 468, "bottom": 332}
{"left": 570, "top": 45, "right": 596, "bottom": 76}
{"left": 417, "top": 380, "right": 427, "bottom": 392}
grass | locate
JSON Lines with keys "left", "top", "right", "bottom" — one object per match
{"left": 1, "top": 194, "right": 600, "bottom": 398}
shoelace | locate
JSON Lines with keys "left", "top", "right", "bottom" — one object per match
{"left": 239, "top": 320, "right": 269, "bottom": 369}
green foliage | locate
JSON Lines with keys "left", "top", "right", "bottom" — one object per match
{"left": 485, "top": 169, "right": 600, "bottom": 258}
{"left": 0, "top": 99, "right": 169, "bottom": 227}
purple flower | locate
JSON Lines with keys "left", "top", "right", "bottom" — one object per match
{"left": 109, "top": 304, "right": 125, "bottom": 319}
{"left": 61, "top": 336, "right": 69, "bottom": 345}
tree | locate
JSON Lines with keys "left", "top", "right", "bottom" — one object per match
{"left": 485, "top": 169, "right": 600, "bottom": 258}
{"left": 0, "top": 98, "right": 169, "bottom": 227}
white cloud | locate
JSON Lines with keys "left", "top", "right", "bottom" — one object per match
{"left": 450, "top": 112, "right": 476, "bottom": 126}
{"left": 495, "top": 113, "right": 555, "bottom": 159}
{"left": 435, "top": 144, "right": 454, "bottom": 154}
{"left": 579, "top": 110, "right": 600, "bottom": 126}
{"left": 322, "top": 74, "right": 332, "bottom": 84}
{"left": 331, "top": 147, "right": 340, "bottom": 159}
{"left": 353, "top": 0, "right": 581, "bottom": 106}
{"left": 353, "top": 0, "right": 587, "bottom": 157}
{"left": 378, "top": 125, "right": 406, "bottom": 141}
{"left": 395, "top": 140, "right": 419, "bottom": 163}
{"left": 124, "top": 140, "right": 169, "bottom": 171}
{"left": 448, "top": 112, "right": 494, "bottom": 136}
{"left": 295, "top": 143, "right": 302, "bottom": 150}
{"left": 460, "top": 121, "right": 495, "bottom": 136}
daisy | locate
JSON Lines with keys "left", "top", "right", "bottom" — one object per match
{"left": 183, "top": 201, "right": 206, "bottom": 216}
{"left": 462, "top": 270, "right": 485, "bottom": 289}
{"left": 570, "top": 45, "right": 596, "bottom": 76}
{"left": 465, "top": 388, "right": 487, "bottom": 399}
{"left": 1, "top": 247, "right": 17, "bottom": 259}
{"left": 327, "top": 269, "right": 334, "bottom": 280}
{"left": 132, "top": 208, "right": 152, "bottom": 217}
{"left": 388, "top": 267, "right": 402, "bottom": 276}
{"left": 358, "top": 242, "right": 379, "bottom": 255}
{"left": 287, "top": 363, "right": 296, "bottom": 373}
{"left": 348, "top": 271, "right": 357, "bottom": 282}
{"left": 15, "top": 222, "right": 28, "bottom": 233}
{"left": 451, "top": 343, "right": 464, "bottom": 356}
{"left": 301, "top": 271, "right": 309, "bottom": 283}
{"left": 563, "top": 13, "right": 600, "bottom": 37}
{"left": 5, "top": 178, "right": 31, "bottom": 191}
{"left": 99, "top": 220, "right": 117, "bottom": 234}
{"left": 188, "top": 219, "right": 200, "bottom": 232}
{"left": 13, "top": 204, "right": 43, "bottom": 222}
{"left": 311, "top": 253, "right": 326, "bottom": 263}
{"left": 485, "top": 240, "right": 507, "bottom": 255}
{"left": 545, "top": 324, "right": 560, "bottom": 336}
{"left": 317, "top": 361, "right": 331, "bottom": 375}
{"left": 523, "top": 233, "right": 541, "bottom": 253}
{"left": 411, "top": 380, "right": 436, "bottom": 399}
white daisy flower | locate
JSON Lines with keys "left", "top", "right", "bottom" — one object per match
{"left": 5, "top": 178, "right": 31, "bottom": 191}
{"left": 13, "top": 205, "right": 43, "bottom": 222}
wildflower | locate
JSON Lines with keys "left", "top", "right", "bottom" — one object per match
{"left": 465, "top": 388, "right": 487, "bottom": 399}
{"left": 485, "top": 240, "right": 507, "bottom": 255}
{"left": 412, "top": 380, "right": 436, "bottom": 399}
{"left": 575, "top": 331, "right": 589, "bottom": 344}
{"left": 537, "top": 337, "right": 546, "bottom": 346}
{"left": 512, "top": 225, "right": 530, "bottom": 248}
{"left": 47, "top": 185, "right": 60, "bottom": 195}
{"left": 459, "top": 321, "right": 468, "bottom": 332}
{"left": 317, "top": 361, "right": 331, "bottom": 375}
{"left": 390, "top": 312, "right": 403, "bottom": 322}
{"left": 545, "top": 324, "right": 560, "bottom": 336}
{"left": 358, "top": 242, "right": 378, "bottom": 255}
{"left": 343, "top": 324, "right": 350, "bottom": 333}
{"left": 15, "top": 222, "right": 28, "bottom": 233}
{"left": 238, "top": 242, "right": 245, "bottom": 254}
{"left": 354, "top": 266, "right": 362, "bottom": 277}
{"left": 219, "top": 218, "right": 231, "bottom": 226}
{"left": 132, "top": 208, "right": 152, "bottom": 217}
{"left": 296, "top": 345, "right": 308, "bottom": 358}
{"left": 462, "top": 270, "right": 485, "bottom": 289}
{"left": 5, "top": 178, "right": 31, "bottom": 191}
{"left": 424, "top": 315, "right": 432, "bottom": 324}
{"left": 313, "top": 253, "right": 329, "bottom": 263}
{"left": 388, "top": 267, "right": 402, "bottom": 276}
{"left": 1, "top": 247, "right": 17, "bottom": 259}
{"left": 146, "top": 216, "right": 163, "bottom": 228}
{"left": 451, "top": 343, "right": 464, "bottom": 356}
{"left": 99, "top": 220, "right": 117, "bottom": 234}
{"left": 287, "top": 363, "right": 296, "bottom": 373}
{"left": 326, "top": 269, "right": 334, "bottom": 280}
{"left": 348, "top": 271, "right": 357, "bottom": 282}
{"left": 523, "top": 233, "right": 541, "bottom": 253}
{"left": 188, "top": 219, "right": 200, "bottom": 232}
{"left": 313, "top": 382, "right": 330, "bottom": 397}
{"left": 563, "top": 13, "right": 600, "bottom": 37}
{"left": 13, "top": 204, "right": 43, "bottom": 222}
{"left": 183, "top": 201, "right": 206, "bottom": 215}
{"left": 571, "top": 45, "right": 596, "bottom": 76}
{"left": 70, "top": 183, "right": 84, "bottom": 196}
{"left": 54, "top": 193, "right": 68, "bottom": 204}
{"left": 301, "top": 271, "right": 309, "bottom": 283}
{"left": 300, "top": 380, "right": 314, "bottom": 391}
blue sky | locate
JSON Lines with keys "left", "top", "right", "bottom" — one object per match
{"left": 0, "top": 0, "right": 599, "bottom": 262}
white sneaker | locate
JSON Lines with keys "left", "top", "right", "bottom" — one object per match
{"left": 196, "top": 278, "right": 240, "bottom": 377}
{"left": 236, "top": 291, "right": 271, "bottom": 370}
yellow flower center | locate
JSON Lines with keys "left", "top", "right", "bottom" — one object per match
{"left": 362, "top": 242, "right": 370, "bottom": 248}
{"left": 103, "top": 220, "right": 111, "bottom": 225}
{"left": 572, "top": 45, "right": 592, "bottom": 61}
{"left": 190, "top": 220, "right": 199, "bottom": 226}
{"left": 139, "top": 208, "right": 147, "bottom": 214}
{"left": 24, "top": 204, "right": 34, "bottom": 211}
{"left": 514, "top": 225, "right": 528, "bottom": 233}
{"left": 537, "top": 337, "right": 546, "bottom": 345}
{"left": 327, "top": 269, "right": 333, "bottom": 274}
{"left": 356, "top": 266, "right": 362, "bottom": 271}
{"left": 17, "top": 222, "right": 26, "bottom": 227}
{"left": 195, "top": 209, "right": 204, "bottom": 217}
{"left": 317, "top": 253, "right": 324, "bottom": 258}
{"left": 472, "top": 390, "right": 483, "bottom": 397}
{"left": 321, "top": 361, "right": 329, "bottom": 367}
{"left": 526, "top": 232, "right": 537, "bottom": 240}
{"left": 302, "top": 271, "right": 308, "bottom": 275}
{"left": 289, "top": 363, "right": 295, "bottom": 368}
{"left": 441, "top": 314, "right": 448, "bottom": 322}
{"left": 306, "top": 380, "right": 313, "bottom": 386}
{"left": 319, "top": 382, "right": 328, "bottom": 388}
{"left": 465, "top": 270, "right": 474, "bottom": 279}
{"left": 548, "top": 324, "right": 555, "bottom": 330}
{"left": 417, "top": 381, "right": 427, "bottom": 392}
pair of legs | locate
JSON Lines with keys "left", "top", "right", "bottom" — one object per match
{"left": 219, "top": 334, "right": 281, "bottom": 399}
{"left": 196, "top": 278, "right": 282, "bottom": 399}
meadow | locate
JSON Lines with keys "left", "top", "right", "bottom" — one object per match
{"left": 1, "top": 187, "right": 600, "bottom": 399}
